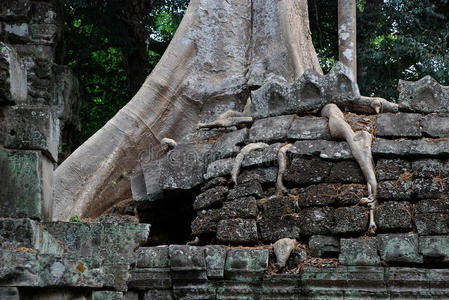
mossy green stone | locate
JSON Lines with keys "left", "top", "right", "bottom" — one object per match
{"left": 0, "top": 149, "right": 43, "bottom": 219}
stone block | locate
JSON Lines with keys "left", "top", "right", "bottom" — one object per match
{"left": 398, "top": 75, "right": 449, "bottom": 113}
{"left": 193, "top": 186, "right": 228, "bottom": 211}
{"left": 143, "top": 290, "right": 173, "bottom": 300}
{"left": 204, "top": 158, "right": 233, "bottom": 180}
{"left": 412, "top": 159, "right": 445, "bottom": 178}
{"left": 43, "top": 222, "right": 150, "bottom": 264}
{"left": 168, "top": 245, "right": 205, "bottom": 272}
{"left": 0, "top": 0, "right": 31, "bottom": 21}
{"left": 259, "top": 196, "right": 297, "bottom": 218}
{"left": 222, "top": 196, "right": 257, "bottom": 219}
{"left": 29, "top": 23, "right": 58, "bottom": 45}
{"left": 191, "top": 209, "right": 221, "bottom": 235}
{"left": 372, "top": 138, "right": 449, "bottom": 157}
{"left": 136, "top": 246, "right": 169, "bottom": 268}
{"left": 200, "top": 177, "right": 228, "bottom": 192}
{"left": 375, "top": 201, "right": 412, "bottom": 231}
{"left": 0, "top": 249, "right": 39, "bottom": 286}
{"left": 2, "top": 106, "right": 60, "bottom": 162}
{"left": 237, "top": 167, "right": 277, "bottom": 184}
{"left": 0, "top": 287, "right": 19, "bottom": 300}
{"left": 289, "top": 140, "right": 353, "bottom": 159}
{"left": 422, "top": 113, "right": 449, "bottom": 138}
{"left": 241, "top": 142, "right": 281, "bottom": 168}
{"left": 128, "top": 268, "right": 171, "bottom": 290}
{"left": 262, "top": 275, "right": 300, "bottom": 298}
{"left": 130, "top": 172, "right": 147, "bottom": 202}
{"left": 204, "top": 245, "right": 226, "bottom": 279}
{"left": 251, "top": 62, "right": 359, "bottom": 119}
{"left": 208, "top": 128, "right": 248, "bottom": 161}
{"left": 0, "top": 42, "right": 27, "bottom": 105}
{"left": 384, "top": 267, "right": 430, "bottom": 297}
{"left": 248, "top": 114, "right": 295, "bottom": 143}
{"left": 377, "top": 233, "right": 423, "bottom": 263}
{"left": 419, "top": 236, "right": 449, "bottom": 262}
{"left": 339, "top": 238, "right": 380, "bottom": 266}
{"left": 4, "top": 23, "right": 29, "bottom": 42}
{"left": 140, "top": 159, "right": 165, "bottom": 203}
{"left": 0, "top": 149, "right": 53, "bottom": 220}
{"left": 287, "top": 116, "right": 331, "bottom": 140}
{"left": 225, "top": 249, "right": 269, "bottom": 281}
{"left": 258, "top": 215, "right": 301, "bottom": 243}
{"left": 92, "top": 291, "right": 123, "bottom": 300}
{"left": 376, "top": 158, "right": 412, "bottom": 181}
{"left": 299, "top": 207, "right": 334, "bottom": 235}
{"left": 413, "top": 178, "right": 445, "bottom": 199}
{"left": 227, "top": 181, "right": 263, "bottom": 200}
{"left": 160, "top": 144, "right": 211, "bottom": 190}
{"left": 297, "top": 184, "right": 338, "bottom": 207}
{"left": 377, "top": 180, "right": 413, "bottom": 200}
{"left": 37, "top": 253, "right": 107, "bottom": 288}
{"left": 375, "top": 113, "right": 422, "bottom": 137}
{"left": 284, "top": 158, "right": 333, "bottom": 185}
{"left": 0, "top": 218, "right": 63, "bottom": 254}
{"left": 328, "top": 161, "right": 365, "bottom": 183}
{"left": 331, "top": 206, "right": 369, "bottom": 235}
{"left": 217, "top": 219, "right": 258, "bottom": 244}
{"left": 337, "top": 184, "right": 368, "bottom": 206}
{"left": 30, "top": 1, "right": 56, "bottom": 24}
{"left": 415, "top": 199, "right": 449, "bottom": 235}
{"left": 308, "top": 235, "right": 339, "bottom": 257}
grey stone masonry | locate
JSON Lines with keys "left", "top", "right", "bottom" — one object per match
{"left": 398, "top": 75, "right": 449, "bottom": 113}
{"left": 375, "top": 113, "right": 422, "bottom": 138}
{"left": 251, "top": 62, "right": 360, "bottom": 119}
{"left": 422, "top": 113, "right": 449, "bottom": 138}
{"left": 248, "top": 114, "right": 295, "bottom": 143}
{"left": 339, "top": 238, "right": 380, "bottom": 266}
{"left": 287, "top": 116, "right": 331, "bottom": 140}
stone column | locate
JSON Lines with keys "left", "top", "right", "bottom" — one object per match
{"left": 338, "top": 0, "right": 357, "bottom": 81}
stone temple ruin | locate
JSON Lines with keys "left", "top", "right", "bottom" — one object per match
{"left": 2, "top": 1, "right": 449, "bottom": 300}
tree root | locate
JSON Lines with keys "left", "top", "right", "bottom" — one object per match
{"left": 231, "top": 142, "right": 269, "bottom": 185}
{"left": 276, "top": 143, "right": 293, "bottom": 195}
{"left": 197, "top": 97, "right": 253, "bottom": 129}
{"left": 322, "top": 104, "right": 378, "bottom": 234}
{"left": 347, "top": 96, "right": 399, "bottom": 114}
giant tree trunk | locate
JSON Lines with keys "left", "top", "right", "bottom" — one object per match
{"left": 52, "top": 0, "right": 322, "bottom": 221}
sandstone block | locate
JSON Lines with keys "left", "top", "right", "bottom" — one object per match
{"left": 258, "top": 215, "right": 301, "bottom": 243}
{"left": 422, "top": 113, "right": 449, "bottom": 138}
{"left": 248, "top": 114, "right": 295, "bottom": 143}
{"left": 419, "top": 236, "right": 449, "bottom": 262}
{"left": 339, "top": 238, "right": 380, "bottom": 266}
{"left": 136, "top": 246, "right": 169, "bottom": 268}
{"left": 398, "top": 76, "right": 449, "bottom": 113}
{"left": 377, "top": 233, "right": 423, "bottom": 263}
{"left": 375, "top": 113, "right": 422, "bottom": 137}
{"left": 2, "top": 106, "right": 60, "bottom": 162}
{"left": 287, "top": 116, "right": 331, "bottom": 140}
{"left": 0, "top": 42, "right": 27, "bottom": 105}
{"left": 0, "top": 149, "right": 53, "bottom": 220}
{"left": 204, "top": 245, "right": 226, "bottom": 279}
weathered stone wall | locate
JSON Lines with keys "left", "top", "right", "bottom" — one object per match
{"left": 127, "top": 67, "right": 449, "bottom": 298}
{"left": 0, "top": 0, "right": 81, "bottom": 221}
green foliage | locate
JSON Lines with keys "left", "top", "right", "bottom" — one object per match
{"left": 64, "top": 0, "right": 188, "bottom": 152}
{"left": 309, "top": 0, "right": 449, "bottom": 102}
{"left": 69, "top": 215, "right": 81, "bottom": 222}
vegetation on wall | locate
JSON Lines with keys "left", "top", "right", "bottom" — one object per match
{"left": 64, "top": 0, "right": 448, "bottom": 153}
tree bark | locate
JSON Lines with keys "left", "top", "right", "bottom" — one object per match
{"left": 52, "top": 0, "right": 322, "bottom": 221}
